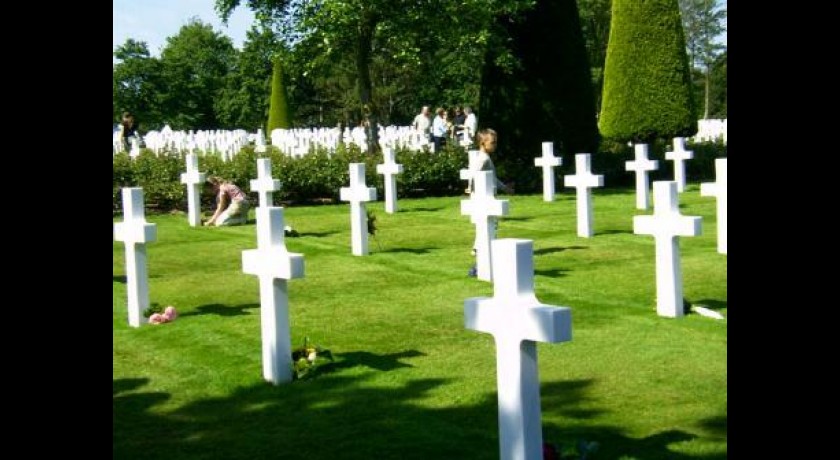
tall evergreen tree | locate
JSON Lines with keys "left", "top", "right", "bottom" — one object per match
{"left": 479, "top": 0, "right": 598, "bottom": 188}
{"left": 598, "top": 0, "right": 697, "bottom": 143}
{"left": 267, "top": 56, "right": 292, "bottom": 133}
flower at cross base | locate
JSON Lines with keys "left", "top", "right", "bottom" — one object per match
{"left": 145, "top": 305, "right": 178, "bottom": 325}
{"left": 291, "top": 336, "right": 334, "bottom": 380}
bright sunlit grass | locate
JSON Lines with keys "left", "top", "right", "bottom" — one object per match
{"left": 114, "top": 185, "right": 726, "bottom": 459}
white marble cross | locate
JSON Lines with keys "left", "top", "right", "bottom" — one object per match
{"left": 376, "top": 147, "right": 404, "bottom": 214}
{"left": 186, "top": 131, "right": 198, "bottom": 155}
{"left": 255, "top": 128, "right": 267, "bottom": 153}
{"left": 461, "top": 171, "right": 509, "bottom": 281}
{"left": 625, "top": 143, "right": 659, "bottom": 210}
{"left": 129, "top": 137, "right": 141, "bottom": 158}
{"left": 340, "top": 163, "right": 377, "bottom": 255}
{"left": 534, "top": 142, "right": 562, "bottom": 202}
{"left": 180, "top": 153, "right": 206, "bottom": 226}
{"left": 633, "top": 181, "right": 702, "bottom": 318}
{"left": 242, "top": 206, "right": 305, "bottom": 384}
{"left": 665, "top": 137, "right": 694, "bottom": 192}
{"left": 460, "top": 149, "right": 480, "bottom": 188}
{"left": 113, "top": 188, "right": 158, "bottom": 328}
{"left": 563, "top": 154, "right": 604, "bottom": 237}
{"left": 700, "top": 158, "right": 727, "bottom": 255}
{"left": 465, "top": 238, "right": 572, "bottom": 460}
{"left": 250, "top": 158, "right": 282, "bottom": 208}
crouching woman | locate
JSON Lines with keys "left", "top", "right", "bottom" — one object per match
{"left": 204, "top": 176, "right": 251, "bottom": 226}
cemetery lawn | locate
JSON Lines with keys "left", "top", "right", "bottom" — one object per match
{"left": 114, "top": 185, "right": 726, "bottom": 460}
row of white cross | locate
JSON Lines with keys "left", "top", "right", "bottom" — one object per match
{"left": 117, "top": 125, "right": 454, "bottom": 159}
{"left": 115, "top": 142, "right": 726, "bottom": 460}
{"left": 117, "top": 119, "right": 725, "bottom": 159}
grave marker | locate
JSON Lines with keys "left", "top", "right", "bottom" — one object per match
{"left": 340, "top": 163, "right": 377, "bottom": 255}
{"left": 534, "top": 142, "right": 562, "bottom": 202}
{"left": 180, "top": 153, "right": 206, "bottom": 226}
{"left": 665, "top": 137, "right": 693, "bottom": 192}
{"left": 700, "top": 158, "right": 727, "bottom": 255}
{"left": 114, "top": 188, "right": 157, "bottom": 327}
{"left": 461, "top": 171, "right": 509, "bottom": 281}
{"left": 625, "top": 144, "right": 659, "bottom": 210}
{"left": 465, "top": 238, "right": 572, "bottom": 460}
{"left": 250, "top": 158, "right": 282, "bottom": 208}
{"left": 376, "top": 147, "right": 404, "bottom": 214}
{"left": 563, "top": 154, "right": 604, "bottom": 237}
{"left": 633, "top": 181, "right": 702, "bottom": 317}
{"left": 242, "top": 206, "right": 305, "bottom": 384}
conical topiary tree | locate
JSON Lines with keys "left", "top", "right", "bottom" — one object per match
{"left": 598, "top": 0, "right": 697, "bottom": 143}
{"left": 479, "top": 0, "right": 599, "bottom": 190}
{"left": 267, "top": 56, "right": 292, "bottom": 133}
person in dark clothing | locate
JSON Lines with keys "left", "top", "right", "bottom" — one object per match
{"left": 119, "top": 111, "right": 139, "bottom": 152}
{"left": 453, "top": 106, "right": 467, "bottom": 142}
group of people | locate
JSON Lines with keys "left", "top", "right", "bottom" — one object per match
{"left": 412, "top": 105, "right": 478, "bottom": 152}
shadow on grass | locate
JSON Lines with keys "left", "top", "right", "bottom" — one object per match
{"left": 503, "top": 215, "right": 533, "bottom": 222}
{"left": 693, "top": 298, "right": 727, "bottom": 311}
{"left": 541, "top": 379, "right": 605, "bottom": 419}
{"left": 320, "top": 349, "right": 426, "bottom": 373}
{"left": 380, "top": 247, "right": 436, "bottom": 255}
{"left": 696, "top": 414, "right": 727, "bottom": 439}
{"left": 535, "top": 268, "right": 571, "bottom": 278}
{"left": 298, "top": 231, "right": 339, "bottom": 238}
{"left": 405, "top": 206, "right": 445, "bottom": 212}
{"left": 534, "top": 246, "right": 587, "bottom": 256}
{"left": 179, "top": 303, "right": 260, "bottom": 317}
{"left": 599, "top": 229, "right": 634, "bottom": 235}
{"left": 115, "top": 373, "right": 722, "bottom": 460}
{"left": 114, "top": 377, "right": 149, "bottom": 395}
{"left": 542, "top": 427, "right": 718, "bottom": 460}
{"left": 590, "top": 187, "right": 638, "bottom": 196}
{"left": 113, "top": 275, "right": 127, "bottom": 284}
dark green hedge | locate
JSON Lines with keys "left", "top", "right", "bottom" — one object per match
{"left": 480, "top": 0, "right": 599, "bottom": 179}
{"left": 589, "top": 139, "right": 726, "bottom": 188}
{"left": 113, "top": 144, "right": 467, "bottom": 213}
{"left": 113, "top": 140, "right": 726, "bottom": 214}
{"left": 598, "top": 0, "right": 697, "bottom": 143}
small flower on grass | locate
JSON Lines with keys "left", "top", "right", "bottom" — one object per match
{"left": 143, "top": 304, "right": 178, "bottom": 325}
{"left": 291, "top": 336, "right": 334, "bottom": 380}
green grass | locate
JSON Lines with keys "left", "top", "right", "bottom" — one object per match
{"left": 114, "top": 185, "right": 726, "bottom": 459}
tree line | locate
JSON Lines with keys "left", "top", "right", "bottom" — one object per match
{"left": 113, "top": 0, "right": 726, "bottom": 143}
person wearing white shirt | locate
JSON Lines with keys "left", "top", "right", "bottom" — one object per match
{"left": 463, "top": 106, "right": 478, "bottom": 145}
{"left": 431, "top": 107, "right": 449, "bottom": 152}
{"left": 412, "top": 106, "right": 432, "bottom": 143}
